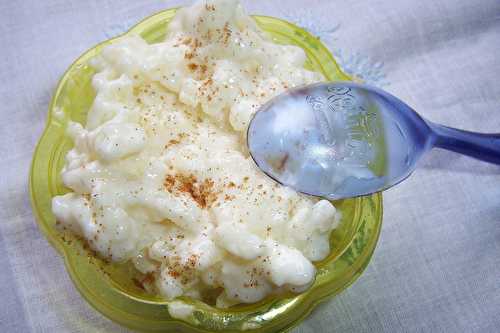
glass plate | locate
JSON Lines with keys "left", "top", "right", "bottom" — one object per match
{"left": 30, "top": 8, "right": 382, "bottom": 333}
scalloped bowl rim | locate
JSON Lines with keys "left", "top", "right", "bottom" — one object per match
{"left": 29, "top": 7, "right": 383, "bottom": 333}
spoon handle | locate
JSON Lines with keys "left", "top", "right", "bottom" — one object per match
{"left": 429, "top": 122, "right": 500, "bottom": 164}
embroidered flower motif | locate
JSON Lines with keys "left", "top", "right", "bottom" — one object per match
{"left": 281, "top": 8, "right": 389, "bottom": 87}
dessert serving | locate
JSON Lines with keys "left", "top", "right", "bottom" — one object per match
{"left": 51, "top": 0, "right": 341, "bottom": 308}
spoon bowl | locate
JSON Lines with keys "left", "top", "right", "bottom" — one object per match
{"left": 248, "top": 82, "right": 500, "bottom": 199}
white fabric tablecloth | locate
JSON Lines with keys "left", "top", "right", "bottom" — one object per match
{"left": 1, "top": 0, "right": 499, "bottom": 332}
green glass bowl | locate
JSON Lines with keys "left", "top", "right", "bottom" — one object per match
{"left": 30, "top": 8, "right": 382, "bottom": 333}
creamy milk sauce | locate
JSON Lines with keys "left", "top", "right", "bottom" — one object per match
{"left": 52, "top": 0, "right": 340, "bottom": 307}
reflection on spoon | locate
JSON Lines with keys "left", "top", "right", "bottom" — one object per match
{"left": 248, "top": 82, "right": 500, "bottom": 200}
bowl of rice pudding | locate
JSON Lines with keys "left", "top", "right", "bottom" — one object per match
{"left": 30, "top": 0, "right": 382, "bottom": 331}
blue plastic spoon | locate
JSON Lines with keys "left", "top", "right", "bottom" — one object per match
{"left": 248, "top": 82, "right": 500, "bottom": 200}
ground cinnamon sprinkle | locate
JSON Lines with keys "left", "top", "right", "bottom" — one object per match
{"left": 187, "top": 63, "right": 198, "bottom": 71}
{"left": 205, "top": 3, "right": 216, "bottom": 11}
{"left": 161, "top": 254, "right": 200, "bottom": 282}
{"left": 132, "top": 278, "right": 144, "bottom": 290}
{"left": 224, "top": 194, "right": 235, "bottom": 201}
{"left": 203, "top": 77, "right": 213, "bottom": 86}
{"left": 164, "top": 139, "right": 180, "bottom": 149}
{"left": 222, "top": 22, "right": 232, "bottom": 45}
{"left": 164, "top": 173, "right": 217, "bottom": 208}
{"left": 200, "top": 64, "right": 208, "bottom": 74}
{"left": 168, "top": 269, "right": 181, "bottom": 278}
{"left": 187, "top": 254, "right": 198, "bottom": 268}
{"left": 132, "top": 272, "right": 155, "bottom": 290}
